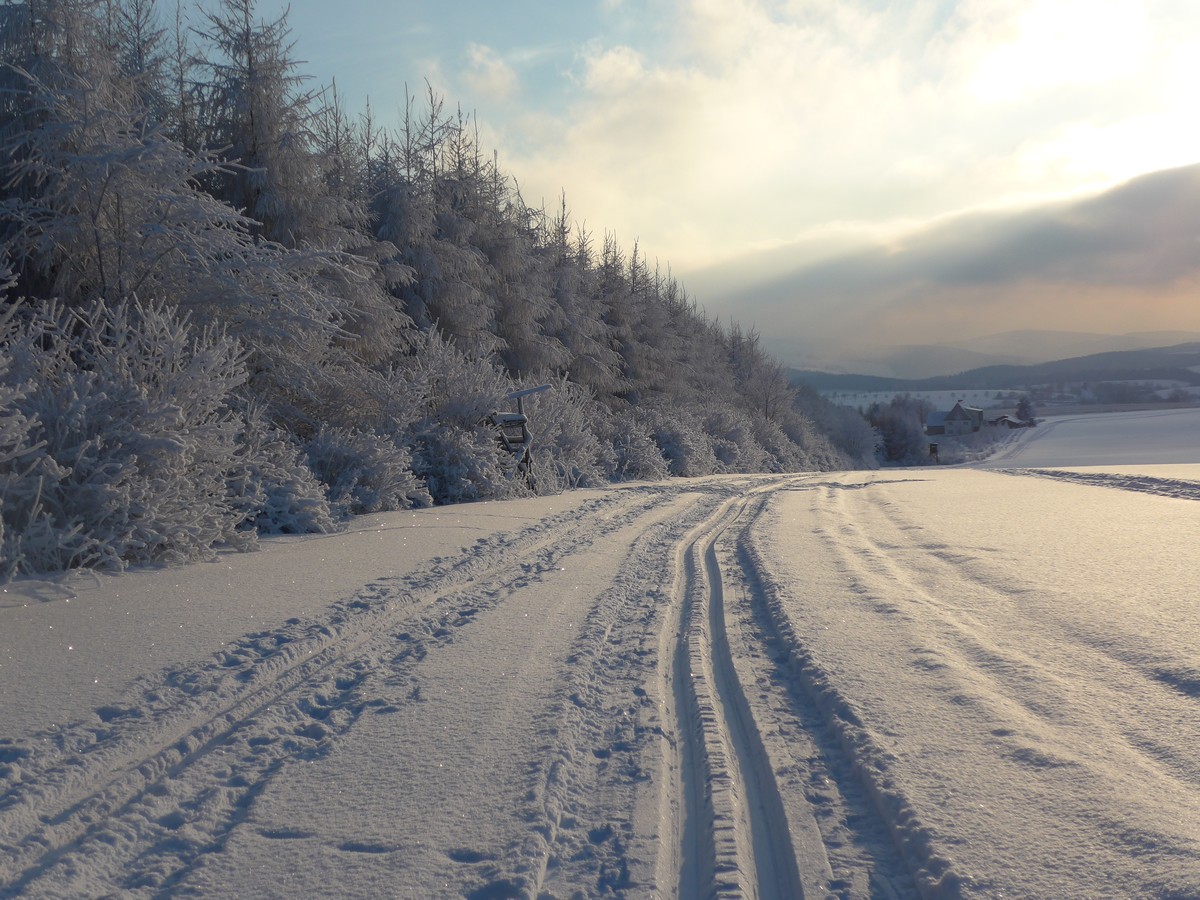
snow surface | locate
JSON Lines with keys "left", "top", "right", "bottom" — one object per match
{"left": 980, "top": 406, "right": 1200, "bottom": 467}
{"left": 3, "top": 410, "right": 1200, "bottom": 897}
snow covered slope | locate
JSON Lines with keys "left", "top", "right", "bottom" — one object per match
{"left": 2, "top": 411, "right": 1199, "bottom": 897}
{"left": 982, "top": 407, "right": 1200, "bottom": 468}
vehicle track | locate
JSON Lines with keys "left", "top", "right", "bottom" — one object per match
{"left": 0, "top": 490, "right": 672, "bottom": 896}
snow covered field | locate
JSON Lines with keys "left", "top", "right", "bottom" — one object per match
{"left": 3, "top": 410, "right": 1200, "bottom": 897}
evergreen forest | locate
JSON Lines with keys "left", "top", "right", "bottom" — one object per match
{"left": 0, "top": 0, "right": 877, "bottom": 578}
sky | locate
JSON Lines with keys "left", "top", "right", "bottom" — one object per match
{"left": 251, "top": 0, "right": 1200, "bottom": 372}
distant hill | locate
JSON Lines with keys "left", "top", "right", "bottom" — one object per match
{"left": 825, "top": 330, "right": 1200, "bottom": 379}
{"left": 790, "top": 342, "right": 1200, "bottom": 393}
{"left": 950, "top": 329, "right": 1200, "bottom": 361}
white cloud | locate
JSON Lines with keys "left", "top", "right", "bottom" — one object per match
{"left": 955, "top": 0, "right": 1150, "bottom": 103}
{"left": 463, "top": 43, "right": 520, "bottom": 103}
{"left": 487, "top": 0, "right": 1200, "bottom": 284}
{"left": 583, "top": 45, "right": 647, "bottom": 92}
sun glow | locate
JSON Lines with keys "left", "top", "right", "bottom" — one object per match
{"left": 966, "top": 0, "right": 1149, "bottom": 103}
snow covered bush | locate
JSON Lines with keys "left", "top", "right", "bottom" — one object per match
{"left": 523, "top": 379, "right": 614, "bottom": 492}
{"left": 226, "top": 409, "right": 340, "bottom": 535}
{"left": 792, "top": 385, "right": 879, "bottom": 469}
{"left": 702, "top": 405, "right": 772, "bottom": 473}
{"left": 608, "top": 414, "right": 670, "bottom": 482}
{"left": 641, "top": 404, "right": 719, "bottom": 477}
{"left": 398, "top": 331, "right": 516, "bottom": 503}
{"left": 0, "top": 299, "right": 253, "bottom": 576}
{"left": 747, "top": 415, "right": 805, "bottom": 473}
{"left": 0, "top": 337, "right": 43, "bottom": 577}
{"left": 411, "top": 424, "right": 510, "bottom": 504}
{"left": 306, "top": 424, "right": 431, "bottom": 516}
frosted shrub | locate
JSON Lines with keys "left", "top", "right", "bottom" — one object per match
{"left": 702, "top": 405, "right": 772, "bottom": 473}
{"left": 778, "top": 409, "right": 853, "bottom": 471}
{"left": 399, "top": 332, "right": 515, "bottom": 503}
{"left": 0, "top": 349, "right": 44, "bottom": 577}
{"left": 748, "top": 416, "right": 805, "bottom": 472}
{"left": 0, "top": 300, "right": 252, "bottom": 576}
{"left": 641, "top": 405, "right": 719, "bottom": 477}
{"left": 608, "top": 414, "right": 670, "bottom": 482}
{"left": 523, "top": 380, "right": 614, "bottom": 492}
{"left": 793, "top": 385, "right": 878, "bottom": 468}
{"left": 412, "top": 424, "right": 508, "bottom": 504}
{"left": 228, "top": 411, "right": 339, "bottom": 535}
{"left": 306, "top": 425, "right": 431, "bottom": 516}
{"left": 404, "top": 331, "right": 513, "bottom": 425}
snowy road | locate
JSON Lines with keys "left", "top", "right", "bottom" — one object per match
{"left": 3, "top": 412, "right": 1200, "bottom": 897}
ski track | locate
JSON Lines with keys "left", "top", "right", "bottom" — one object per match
{"left": 0, "top": 488, "right": 680, "bottom": 897}
{"left": 0, "top": 474, "right": 929, "bottom": 899}
{"left": 753, "top": 470, "right": 1200, "bottom": 898}
{"left": 730, "top": 500, "right": 918, "bottom": 900}
{"left": 655, "top": 477, "right": 926, "bottom": 900}
{"left": 994, "top": 467, "right": 1200, "bottom": 500}
{"left": 788, "top": 478, "right": 983, "bottom": 897}
{"left": 662, "top": 486, "right": 805, "bottom": 898}
{"left": 11, "top": 467, "right": 1183, "bottom": 896}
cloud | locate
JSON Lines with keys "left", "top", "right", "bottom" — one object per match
{"left": 463, "top": 43, "right": 520, "bottom": 103}
{"left": 693, "top": 165, "right": 1200, "bottom": 365}
{"left": 838, "top": 164, "right": 1200, "bottom": 289}
{"left": 583, "top": 45, "right": 647, "bottom": 92}
{"left": 492, "top": 0, "right": 1200, "bottom": 276}
{"left": 950, "top": 0, "right": 1150, "bottom": 103}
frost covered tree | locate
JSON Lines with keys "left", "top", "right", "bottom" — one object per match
{"left": 868, "top": 395, "right": 931, "bottom": 464}
{"left": 537, "top": 205, "right": 620, "bottom": 393}
{"left": 197, "top": 0, "right": 334, "bottom": 247}
{"left": 0, "top": 0, "right": 881, "bottom": 580}
{"left": 1016, "top": 394, "right": 1036, "bottom": 423}
{"left": 0, "top": 47, "right": 366, "bottom": 418}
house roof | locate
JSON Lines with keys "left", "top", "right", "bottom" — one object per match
{"left": 946, "top": 401, "right": 983, "bottom": 420}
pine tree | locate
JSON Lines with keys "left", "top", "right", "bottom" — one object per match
{"left": 197, "top": 0, "right": 348, "bottom": 249}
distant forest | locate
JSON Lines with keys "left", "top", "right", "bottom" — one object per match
{"left": 0, "top": 0, "right": 876, "bottom": 577}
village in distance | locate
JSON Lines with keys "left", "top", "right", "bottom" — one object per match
{"left": 791, "top": 337, "right": 1200, "bottom": 465}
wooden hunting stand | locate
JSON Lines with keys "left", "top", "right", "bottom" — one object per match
{"left": 489, "top": 385, "right": 550, "bottom": 487}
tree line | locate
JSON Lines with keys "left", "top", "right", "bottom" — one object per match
{"left": 0, "top": 0, "right": 877, "bottom": 577}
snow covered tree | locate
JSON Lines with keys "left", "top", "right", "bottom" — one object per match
{"left": 0, "top": 9, "right": 881, "bottom": 577}
{"left": 1016, "top": 394, "right": 1036, "bottom": 423}
{"left": 537, "top": 203, "right": 620, "bottom": 393}
{"left": 197, "top": 0, "right": 336, "bottom": 247}
{"left": 868, "top": 395, "right": 930, "bottom": 464}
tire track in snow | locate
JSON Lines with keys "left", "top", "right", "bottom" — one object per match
{"left": 528, "top": 490, "right": 726, "bottom": 897}
{"left": 736, "top": 491, "right": 924, "bottom": 899}
{"left": 0, "top": 490, "right": 670, "bottom": 897}
{"left": 663, "top": 482, "right": 806, "bottom": 898}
